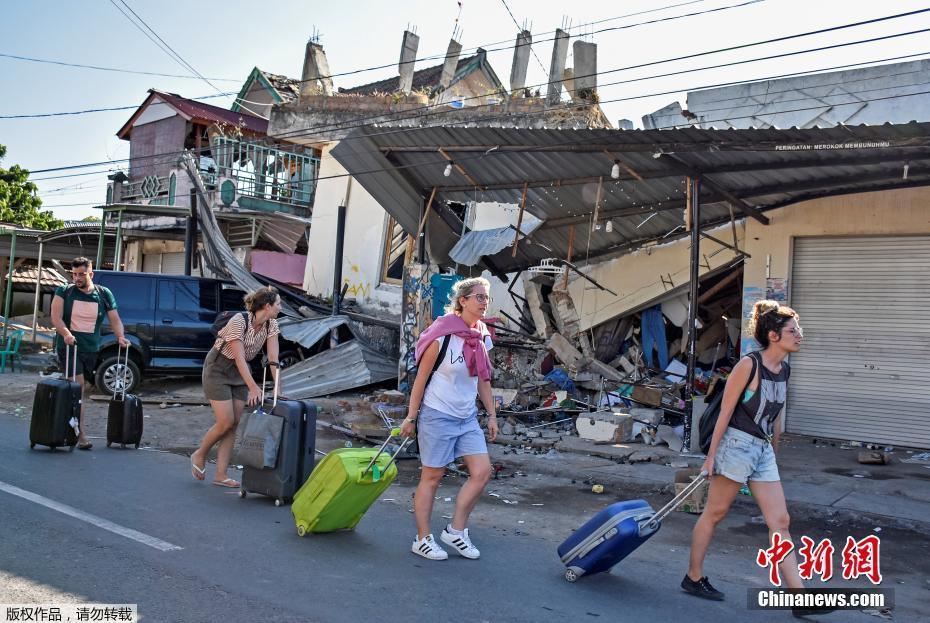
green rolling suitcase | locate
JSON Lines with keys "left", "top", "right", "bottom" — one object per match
{"left": 292, "top": 429, "right": 413, "bottom": 535}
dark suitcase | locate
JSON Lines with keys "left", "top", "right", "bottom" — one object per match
{"left": 240, "top": 367, "right": 318, "bottom": 506}
{"left": 29, "top": 345, "right": 81, "bottom": 452}
{"left": 106, "top": 346, "right": 144, "bottom": 449}
{"left": 558, "top": 472, "right": 708, "bottom": 582}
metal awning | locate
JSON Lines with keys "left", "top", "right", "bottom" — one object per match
{"left": 331, "top": 121, "right": 930, "bottom": 273}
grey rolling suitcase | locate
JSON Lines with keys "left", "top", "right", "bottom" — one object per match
{"left": 239, "top": 365, "right": 318, "bottom": 506}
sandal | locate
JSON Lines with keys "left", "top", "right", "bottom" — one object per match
{"left": 213, "top": 478, "right": 240, "bottom": 488}
{"left": 77, "top": 440, "right": 93, "bottom": 450}
{"left": 191, "top": 457, "right": 206, "bottom": 481}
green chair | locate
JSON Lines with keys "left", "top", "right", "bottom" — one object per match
{"left": 0, "top": 329, "right": 25, "bottom": 373}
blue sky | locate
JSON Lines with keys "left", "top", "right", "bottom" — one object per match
{"left": 2, "top": 0, "right": 929, "bottom": 220}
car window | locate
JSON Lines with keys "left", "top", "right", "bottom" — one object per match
{"left": 220, "top": 286, "right": 247, "bottom": 311}
{"left": 158, "top": 280, "right": 218, "bottom": 313}
{"left": 94, "top": 274, "right": 153, "bottom": 309}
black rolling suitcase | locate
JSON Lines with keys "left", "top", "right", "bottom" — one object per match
{"left": 239, "top": 365, "right": 318, "bottom": 506}
{"left": 106, "top": 345, "right": 144, "bottom": 449}
{"left": 29, "top": 344, "right": 81, "bottom": 452}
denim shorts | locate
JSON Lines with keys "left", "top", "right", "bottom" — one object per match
{"left": 713, "top": 427, "right": 780, "bottom": 484}
{"left": 417, "top": 405, "right": 488, "bottom": 468}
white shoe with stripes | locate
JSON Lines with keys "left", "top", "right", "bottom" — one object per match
{"left": 440, "top": 526, "right": 480, "bottom": 559}
{"left": 411, "top": 534, "right": 448, "bottom": 560}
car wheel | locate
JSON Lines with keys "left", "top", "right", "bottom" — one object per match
{"left": 95, "top": 354, "right": 141, "bottom": 396}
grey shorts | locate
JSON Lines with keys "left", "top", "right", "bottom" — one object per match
{"left": 713, "top": 427, "right": 780, "bottom": 484}
{"left": 202, "top": 348, "right": 248, "bottom": 402}
{"left": 417, "top": 405, "right": 488, "bottom": 468}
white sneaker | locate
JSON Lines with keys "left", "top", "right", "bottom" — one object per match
{"left": 440, "top": 526, "right": 480, "bottom": 559}
{"left": 411, "top": 534, "right": 448, "bottom": 561}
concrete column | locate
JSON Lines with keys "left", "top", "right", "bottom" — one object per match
{"left": 299, "top": 41, "right": 333, "bottom": 100}
{"left": 573, "top": 40, "right": 597, "bottom": 102}
{"left": 439, "top": 38, "right": 462, "bottom": 90}
{"left": 398, "top": 30, "right": 420, "bottom": 95}
{"left": 563, "top": 68, "right": 577, "bottom": 102}
{"left": 547, "top": 29, "right": 570, "bottom": 106}
{"left": 510, "top": 30, "right": 532, "bottom": 95}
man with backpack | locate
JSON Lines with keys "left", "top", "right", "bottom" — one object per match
{"left": 50, "top": 257, "right": 130, "bottom": 450}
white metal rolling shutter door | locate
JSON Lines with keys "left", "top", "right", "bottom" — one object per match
{"left": 788, "top": 236, "right": 930, "bottom": 448}
{"left": 160, "top": 252, "right": 186, "bottom": 275}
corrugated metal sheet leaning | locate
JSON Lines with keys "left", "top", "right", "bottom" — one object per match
{"left": 278, "top": 315, "right": 396, "bottom": 398}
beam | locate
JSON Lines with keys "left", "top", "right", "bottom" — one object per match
{"left": 700, "top": 230, "right": 749, "bottom": 258}
{"left": 432, "top": 152, "right": 930, "bottom": 194}
{"left": 377, "top": 139, "right": 930, "bottom": 154}
{"left": 511, "top": 183, "right": 528, "bottom": 258}
{"left": 438, "top": 147, "right": 483, "bottom": 188}
{"left": 701, "top": 177, "right": 770, "bottom": 225}
{"left": 684, "top": 176, "right": 701, "bottom": 453}
{"left": 697, "top": 267, "right": 742, "bottom": 304}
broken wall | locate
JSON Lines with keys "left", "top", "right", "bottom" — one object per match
{"left": 566, "top": 221, "right": 747, "bottom": 332}
{"left": 303, "top": 144, "right": 402, "bottom": 317}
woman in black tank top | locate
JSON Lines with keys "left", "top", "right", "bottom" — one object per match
{"left": 681, "top": 301, "right": 832, "bottom": 616}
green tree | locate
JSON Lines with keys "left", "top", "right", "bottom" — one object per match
{"left": 0, "top": 144, "right": 63, "bottom": 230}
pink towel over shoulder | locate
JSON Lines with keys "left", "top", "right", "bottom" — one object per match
{"left": 415, "top": 313, "right": 492, "bottom": 382}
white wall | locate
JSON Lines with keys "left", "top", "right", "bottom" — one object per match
{"left": 467, "top": 201, "right": 527, "bottom": 324}
{"left": 644, "top": 59, "right": 930, "bottom": 130}
{"left": 303, "top": 144, "right": 400, "bottom": 316}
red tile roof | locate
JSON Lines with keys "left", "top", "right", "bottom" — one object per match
{"left": 117, "top": 90, "right": 268, "bottom": 139}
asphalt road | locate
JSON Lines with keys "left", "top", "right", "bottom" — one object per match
{"left": 0, "top": 414, "right": 906, "bottom": 623}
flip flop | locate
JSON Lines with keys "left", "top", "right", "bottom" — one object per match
{"left": 213, "top": 478, "right": 240, "bottom": 488}
{"left": 191, "top": 457, "right": 206, "bottom": 481}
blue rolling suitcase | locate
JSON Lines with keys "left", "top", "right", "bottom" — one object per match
{"left": 558, "top": 472, "right": 707, "bottom": 582}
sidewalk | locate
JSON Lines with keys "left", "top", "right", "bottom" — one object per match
{"left": 490, "top": 431, "right": 930, "bottom": 534}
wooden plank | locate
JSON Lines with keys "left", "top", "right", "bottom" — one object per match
{"left": 414, "top": 187, "right": 438, "bottom": 241}
{"left": 438, "top": 147, "right": 483, "bottom": 188}
{"left": 591, "top": 176, "right": 603, "bottom": 233}
{"left": 563, "top": 225, "right": 575, "bottom": 290}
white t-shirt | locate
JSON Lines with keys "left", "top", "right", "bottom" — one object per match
{"left": 422, "top": 334, "right": 493, "bottom": 418}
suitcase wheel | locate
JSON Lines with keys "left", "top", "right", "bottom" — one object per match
{"left": 106, "top": 442, "right": 112, "bottom": 448}
{"left": 564, "top": 568, "right": 580, "bottom": 583}
{"left": 68, "top": 445, "right": 75, "bottom": 453}
{"left": 238, "top": 490, "right": 246, "bottom": 499}
{"left": 29, "top": 443, "right": 35, "bottom": 449}
{"left": 134, "top": 443, "right": 140, "bottom": 450}
{"left": 49, "top": 445, "right": 56, "bottom": 452}
{"left": 296, "top": 525, "right": 307, "bottom": 537}
{"left": 121, "top": 444, "right": 126, "bottom": 449}
{"left": 274, "top": 498, "right": 284, "bottom": 507}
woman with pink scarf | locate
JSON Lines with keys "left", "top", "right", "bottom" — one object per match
{"left": 400, "top": 277, "right": 499, "bottom": 561}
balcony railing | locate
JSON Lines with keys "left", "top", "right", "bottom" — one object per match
{"left": 212, "top": 137, "right": 319, "bottom": 208}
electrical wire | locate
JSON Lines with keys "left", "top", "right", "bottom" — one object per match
{"left": 25, "top": 10, "right": 930, "bottom": 178}
{"left": 499, "top": 0, "right": 549, "bottom": 77}
{"left": 26, "top": 47, "right": 930, "bottom": 184}
{"left": 0, "top": 52, "right": 240, "bottom": 81}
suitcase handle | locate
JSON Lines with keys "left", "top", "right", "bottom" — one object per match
{"left": 116, "top": 344, "right": 130, "bottom": 401}
{"left": 261, "top": 362, "right": 282, "bottom": 409}
{"left": 360, "top": 428, "right": 414, "bottom": 482}
{"left": 64, "top": 343, "right": 77, "bottom": 382}
{"left": 642, "top": 470, "right": 708, "bottom": 532}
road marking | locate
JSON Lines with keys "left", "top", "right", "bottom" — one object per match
{"left": 0, "top": 480, "right": 183, "bottom": 552}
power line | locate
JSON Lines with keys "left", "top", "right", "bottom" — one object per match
{"left": 26, "top": 33, "right": 930, "bottom": 182}
{"left": 22, "top": 10, "right": 930, "bottom": 176}
{"left": 0, "top": 92, "right": 236, "bottom": 120}
{"left": 0, "top": 52, "right": 240, "bottom": 81}
{"left": 499, "top": 0, "right": 549, "bottom": 77}
{"left": 29, "top": 79, "right": 930, "bottom": 194}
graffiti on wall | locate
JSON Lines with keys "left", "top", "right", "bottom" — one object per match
{"left": 398, "top": 263, "right": 435, "bottom": 392}
{"left": 342, "top": 263, "right": 371, "bottom": 299}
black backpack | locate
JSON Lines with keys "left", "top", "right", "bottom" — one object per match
{"left": 698, "top": 352, "right": 759, "bottom": 454}
{"left": 211, "top": 311, "right": 248, "bottom": 339}
{"left": 423, "top": 335, "right": 451, "bottom": 387}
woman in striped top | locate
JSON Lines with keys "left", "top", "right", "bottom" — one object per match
{"left": 190, "top": 287, "right": 282, "bottom": 488}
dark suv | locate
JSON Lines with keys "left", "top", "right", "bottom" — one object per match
{"left": 91, "top": 271, "right": 299, "bottom": 395}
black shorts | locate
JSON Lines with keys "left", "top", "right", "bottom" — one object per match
{"left": 57, "top": 345, "right": 98, "bottom": 381}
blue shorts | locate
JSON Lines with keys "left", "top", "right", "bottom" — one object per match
{"left": 417, "top": 405, "right": 488, "bottom": 468}
{"left": 713, "top": 427, "right": 780, "bottom": 484}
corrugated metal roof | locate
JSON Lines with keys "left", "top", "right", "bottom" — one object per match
{"left": 280, "top": 339, "right": 396, "bottom": 398}
{"left": 449, "top": 214, "right": 542, "bottom": 266}
{"left": 278, "top": 315, "right": 349, "bottom": 348}
{"left": 332, "top": 122, "right": 930, "bottom": 272}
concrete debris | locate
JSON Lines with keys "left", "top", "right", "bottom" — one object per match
{"left": 858, "top": 451, "right": 890, "bottom": 465}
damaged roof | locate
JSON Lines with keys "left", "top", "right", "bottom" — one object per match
{"left": 331, "top": 121, "right": 930, "bottom": 274}
{"left": 338, "top": 50, "right": 503, "bottom": 96}
{"left": 117, "top": 90, "right": 269, "bottom": 139}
